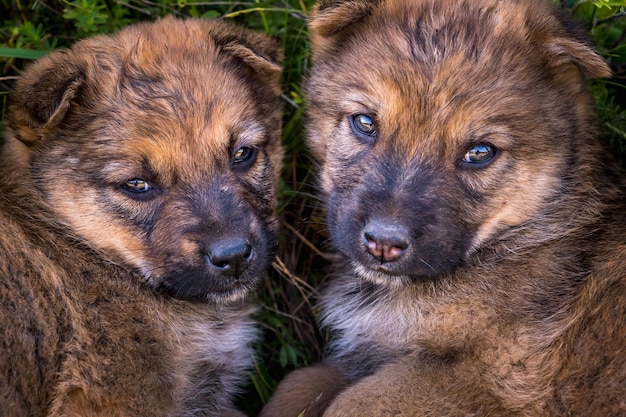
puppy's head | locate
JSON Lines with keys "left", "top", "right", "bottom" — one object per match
{"left": 306, "top": 0, "right": 610, "bottom": 287}
{"left": 4, "top": 16, "right": 284, "bottom": 303}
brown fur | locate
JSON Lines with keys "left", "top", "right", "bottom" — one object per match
{"left": 0, "top": 16, "right": 283, "bottom": 417}
{"left": 260, "top": 1, "right": 626, "bottom": 416}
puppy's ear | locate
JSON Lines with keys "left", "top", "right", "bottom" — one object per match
{"left": 543, "top": 36, "right": 611, "bottom": 79}
{"left": 308, "top": 0, "right": 380, "bottom": 58}
{"left": 209, "top": 20, "right": 283, "bottom": 77}
{"left": 7, "top": 50, "right": 87, "bottom": 145}
{"left": 310, "top": 0, "right": 380, "bottom": 37}
{"left": 542, "top": 14, "right": 611, "bottom": 79}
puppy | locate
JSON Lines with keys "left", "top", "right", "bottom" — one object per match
{"left": 0, "top": 16, "right": 283, "bottom": 417}
{"left": 260, "top": 0, "right": 626, "bottom": 416}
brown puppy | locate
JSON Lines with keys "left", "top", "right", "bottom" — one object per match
{"left": 261, "top": 0, "right": 626, "bottom": 416}
{"left": 0, "top": 16, "right": 283, "bottom": 417}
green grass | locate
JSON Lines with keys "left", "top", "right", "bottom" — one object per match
{"left": 1, "top": 0, "right": 625, "bottom": 415}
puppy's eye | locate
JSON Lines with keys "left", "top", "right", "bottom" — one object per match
{"left": 461, "top": 143, "right": 497, "bottom": 166}
{"left": 232, "top": 146, "right": 257, "bottom": 169}
{"left": 122, "top": 178, "right": 153, "bottom": 193}
{"left": 350, "top": 114, "right": 377, "bottom": 143}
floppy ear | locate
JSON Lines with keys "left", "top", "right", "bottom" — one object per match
{"left": 308, "top": 0, "right": 379, "bottom": 59}
{"left": 7, "top": 50, "right": 87, "bottom": 145}
{"left": 543, "top": 36, "right": 611, "bottom": 79}
{"left": 310, "top": 0, "right": 380, "bottom": 37}
{"left": 208, "top": 20, "right": 283, "bottom": 77}
{"left": 542, "top": 14, "right": 611, "bottom": 80}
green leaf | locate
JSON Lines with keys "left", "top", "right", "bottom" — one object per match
{"left": 0, "top": 47, "right": 48, "bottom": 59}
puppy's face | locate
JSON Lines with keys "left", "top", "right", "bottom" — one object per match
{"left": 6, "top": 17, "right": 284, "bottom": 303}
{"left": 306, "top": 0, "right": 610, "bottom": 287}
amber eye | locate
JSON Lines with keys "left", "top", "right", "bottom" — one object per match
{"left": 122, "top": 178, "right": 152, "bottom": 193}
{"left": 461, "top": 143, "right": 497, "bottom": 166}
{"left": 350, "top": 114, "right": 377, "bottom": 143}
{"left": 232, "top": 146, "right": 258, "bottom": 170}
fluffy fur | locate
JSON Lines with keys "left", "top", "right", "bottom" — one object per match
{"left": 260, "top": 1, "right": 626, "bottom": 416}
{"left": 0, "top": 16, "right": 283, "bottom": 416}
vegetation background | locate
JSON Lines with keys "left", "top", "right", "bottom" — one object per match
{"left": 1, "top": 0, "right": 625, "bottom": 414}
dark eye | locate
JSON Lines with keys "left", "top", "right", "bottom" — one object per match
{"left": 232, "top": 146, "right": 257, "bottom": 169}
{"left": 350, "top": 114, "right": 377, "bottom": 143}
{"left": 461, "top": 143, "right": 497, "bottom": 166}
{"left": 122, "top": 178, "right": 153, "bottom": 193}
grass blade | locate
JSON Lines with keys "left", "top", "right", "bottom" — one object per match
{"left": 0, "top": 47, "right": 49, "bottom": 60}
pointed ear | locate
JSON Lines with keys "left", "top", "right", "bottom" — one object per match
{"left": 310, "top": 0, "right": 379, "bottom": 37}
{"left": 209, "top": 20, "right": 283, "bottom": 77}
{"left": 7, "top": 50, "right": 87, "bottom": 145}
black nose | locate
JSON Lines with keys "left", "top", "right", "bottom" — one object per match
{"left": 206, "top": 238, "right": 253, "bottom": 275}
{"left": 362, "top": 220, "right": 410, "bottom": 263}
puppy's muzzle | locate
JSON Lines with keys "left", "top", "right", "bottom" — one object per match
{"left": 362, "top": 219, "right": 411, "bottom": 264}
{"left": 205, "top": 237, "right": 253, "bottom": 277}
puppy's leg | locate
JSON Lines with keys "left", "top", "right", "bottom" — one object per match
{"left": 222, "top": 409, "right": 247, "bottom": 417}
{"left": 323, "top": 358, "right": 514, "bottom": 417}
{"left": 259, "top": 363, "right": 350, "bottom": 417}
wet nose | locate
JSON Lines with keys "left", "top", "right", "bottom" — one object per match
{"left": 205, "top": 238, "right": 253, "bottom": 275}
{"left": 362, "top": 220, "right": 410, "bottom": 263}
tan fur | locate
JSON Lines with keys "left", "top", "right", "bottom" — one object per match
{"left": 261, "top": 1, "right": 626, "bottom": 416}
{"left": 0, "top": 16, "right": 283, "bottom": 416}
